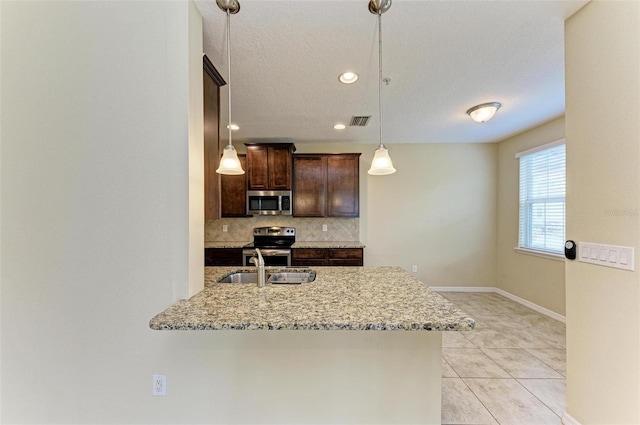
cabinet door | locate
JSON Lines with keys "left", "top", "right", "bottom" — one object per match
{"left": 268, "top": 146, "right": 293, "bottom": 189}
{"left": 293, "top": 156, "right": 327, "bottom": 217}
{"left": 291, "top": 248, "right": 328, "bottom": 266}
{"left": 205, "top": 248, "right": 243, "bottom": 266}
{"left": 221, "top": 155, "right": 247, "bottom": 217}
{"left": 203, "top": 55, "right": 224, "bottom": 220}
{"left": 327, "top": 154, "right": 360, "bottom": 217}
{"left": 246, "top": 146, "right": 269, "bottom": 190}
{"left": 328, "top": 248, "right": 363, "bottom": 266}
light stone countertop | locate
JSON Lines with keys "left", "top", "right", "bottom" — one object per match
{"left": 204, "top": 241, "right": 365, "bottom": 249}
{"left": 204, "top": 241, "right": 250, "bottom": 248}
{"left": 149, "top": 266, "right": 475, "bottom": 331}
{"left": 291, "top": 241, "right": 365, "bottom": 249}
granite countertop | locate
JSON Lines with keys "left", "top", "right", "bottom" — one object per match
{"left": 204, "top": 241, "right": 365, "bottom": 249}
{"left": 204, "top": 241, "right": 250, "bottom": 248}
{"left": 291, "top": 241, "right": 365, "bottom": 249}
{"left": 149, "top": 266, "right": 475, "bottom": 331}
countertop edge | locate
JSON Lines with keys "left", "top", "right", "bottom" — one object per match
{"left": 204, "top": 241, "right": 366, "bottom": 249}
{"left": 149, "top": 321, "right": 475, "bottom": 331}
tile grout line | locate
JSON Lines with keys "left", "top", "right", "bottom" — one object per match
{"left": 514, "top": 377, "right": 564, "bottom": 421}
{"left": 440, "top": 292, "right": 566, "bottom": 424}
{"left": 523, "top": 347, "right": 567, "bottom": 377}
{"left": 459, "top": 376, "right": 502, "bottom": 425}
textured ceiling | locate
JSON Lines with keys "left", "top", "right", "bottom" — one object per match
{"left": 195, "top": 0, "right": 588, "bottom": 145}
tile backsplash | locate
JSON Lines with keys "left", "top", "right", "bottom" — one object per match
{"left": 205, "top": 217, "right": 359, "bottom": 242}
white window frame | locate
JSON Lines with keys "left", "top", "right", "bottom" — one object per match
{"left": 515, "top": 139, "right": 566, "bottom": 260}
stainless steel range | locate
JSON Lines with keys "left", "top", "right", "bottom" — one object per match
{"left": 242, "top": 226, "right": 295, "bottom": 267}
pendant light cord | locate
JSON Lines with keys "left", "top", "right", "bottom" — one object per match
{"left": 377, "top": 12, "right": 384, "bottom": 150}
{"left": 226, "top": 9, "right": 233, "bottom": 148}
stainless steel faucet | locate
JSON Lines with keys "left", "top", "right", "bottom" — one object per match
{"left": 249, "top": 248, "right": 266, "bottom": 288}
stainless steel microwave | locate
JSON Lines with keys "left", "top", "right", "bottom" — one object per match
{"left": 246, "top": 190, "right": 292, "bottom": 215}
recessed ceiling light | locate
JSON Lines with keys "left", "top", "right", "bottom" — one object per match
{"left": 334, "top": 123, "right": 346, "bottom": 130}
{"left": 227, "top": 123, "right": 240, "bottom": 131}
{"left": 338, "top": 71, "right": 358, "bottom": 84}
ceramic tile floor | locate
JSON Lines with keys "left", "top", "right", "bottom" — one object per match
{"left": 438, "top": 292, "right": 566, "bottom": 425}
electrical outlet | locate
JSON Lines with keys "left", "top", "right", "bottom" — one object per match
{"left": 152, "top": 374, "right": 166, "bottom": 396}
{"left": 322, "top": 224, "right": 328, "bottom": 232}
{"left": 222, "top": 225, "right": 228, "bottom": 233}
{"left": 412, "top": 265, "right": 418, "bottom": 273}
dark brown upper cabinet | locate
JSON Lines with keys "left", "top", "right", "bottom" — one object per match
{"left": 245, "top": 143, "right": 296, "bottom": 190}
{"left": 326, "top": 154, "right": 360, "bottom": 217}
{"left": 203, "top": 55, "right": 225, "bottom": 220}
{"left": 292, "top": 155, "right": 327, "bottom": 217}
{"left": 293, "top": 153, "right": 360, "bottom": 217}
{"left": 220, "top": 154, "right": 248, "bottom": 217}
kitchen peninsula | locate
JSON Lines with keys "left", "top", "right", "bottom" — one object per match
{"left": 150, "top": 266, "right": 473, "bottom": 424}
{"left": 150, "top": 266, "right": 473, "bottom": 331}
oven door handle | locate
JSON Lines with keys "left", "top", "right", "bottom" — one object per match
{"left": 255, "top": 249, "right": 291, "bottom": 257}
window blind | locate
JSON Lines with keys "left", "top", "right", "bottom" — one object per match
{"left": 518, "top": 143, "right": 566, "bottom": 254}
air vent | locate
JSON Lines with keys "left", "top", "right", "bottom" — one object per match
{"left": 349, "top": 116, "right": 371, "bottom": 127}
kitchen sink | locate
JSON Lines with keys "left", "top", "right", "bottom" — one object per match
{"left": 268, "top": 271, "right": 316, "bottom": 284}
{"left": 217, "top": 272, "right": 258, "bottom": 283}
{"left": 217, "top": 270, "right": 316, "bottom": 285}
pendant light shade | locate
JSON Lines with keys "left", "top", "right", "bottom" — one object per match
{"left": 217, "top": 144, "right": 244, "bottom": 175}
{"left": 369, "top": 144, "right": 396, "bottom": 175}
{"left": 367, "top": 0, "right": 396, "bottom": 176}
{"left": 216, "top": 0, "right": 244, "bottom": 175}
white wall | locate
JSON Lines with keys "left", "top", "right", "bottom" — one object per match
{"left": 496, "top": 117, "right": 566, "bottom": 315}
{"left": 0, "top": 1, "right": 203, "bottom": 422}
{"left": 187, "top": 1, "right": 205, "bottom": 297}
{"left": 295, "top": 142, "right": 498, "bottom": 288}
{"left": 565, "top": 1, "right": 640, "bottom": 423}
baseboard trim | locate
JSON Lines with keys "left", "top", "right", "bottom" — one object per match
{"left": 562, "top": 412, "right": 581, "bottom": 425}
{"left": 429, "top": 286, "right": 495, "bottom": 293}
{"left": 430, "top": 286, "right": 566, "bottom": 323}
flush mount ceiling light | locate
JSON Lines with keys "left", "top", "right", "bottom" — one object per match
{"left": 466, "top": 102, "right": 502, "bottom": 123}
{"left": 367, "top": 0, "right": 396, "bottom": 176}
{"left": 339, "top": 71, "right": 359, "bottom": 84}
{"left": 227, "top": 123, "right": 240, "bottom": 130}
{"left": 334, "top": 123, "right": 346, "bottom": 130}
{"left": 216, "top": 0, "right": 244, "bottom": 175}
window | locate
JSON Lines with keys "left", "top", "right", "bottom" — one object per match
{"left": 517, "top": 140, "right": 566, "bottom": 255}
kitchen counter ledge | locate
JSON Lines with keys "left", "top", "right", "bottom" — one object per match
{"left": 204, "top": 241, "right": 365, "bottom": 249}
{"left": 149, "top": 266, "right": 475, "bottom": 331}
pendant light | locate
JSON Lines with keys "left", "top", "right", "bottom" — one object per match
{"left": 216, "top": 0, "right": 244, "bottom": 175}
{"left": 367, "top": 0, "right": 396, "bottom": 176}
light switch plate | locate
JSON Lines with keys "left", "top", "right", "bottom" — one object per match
{"left": 578, "top": 242, "right": 634, "bottom": 271}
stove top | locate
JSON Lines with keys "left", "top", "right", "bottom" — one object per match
{"left": 252, "top": 226, "right": 296, "bottom": 238}
{"left": 246, "top": 226, "right": 296, "bottom": 249}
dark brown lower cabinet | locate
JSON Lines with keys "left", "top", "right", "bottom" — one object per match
{"left": 328, "top": 248, "right": 364, "bottom": 266}
{"left": 205, "top": 248, "right": 243, "bottom": 266}
{"left": 291, "top": 248, "right": 328, "bottom": 266}
{"left": 291, "top": 248, "right": 363, "bottom": 266}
